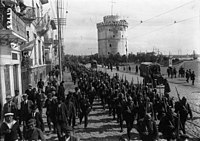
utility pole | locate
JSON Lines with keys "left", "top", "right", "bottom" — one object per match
{"left": 57, "top": 0, "right": 62, "bottom": 81}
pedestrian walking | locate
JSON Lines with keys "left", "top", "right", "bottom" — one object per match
{"left": 56, "top": 98, "right": 69, "bottom": 141}
{"left": 25, "top": 84, "right": 35, "bottom": 104}
{"left": 12, "top": 90, "right": 22, "bottom": 125}
{"left": 29, "top": 105, "right": 44, "bottom": 132}
{"left": 20, "top": 93, "right": 34, "bottom": 126}
{"left": 24, "top": 118, "right": 46, "bottom": 141}
{"left": 37, "top": 78, "right": 44, "bottom": 90}
{"left": 190, "top": 71, "right": 195, "bottom": 85}
{"left": 44, "top": 93, "right": 54, "bottom": 132}
{"left": 35, "top": 88, "right": 46, "bottom": 115}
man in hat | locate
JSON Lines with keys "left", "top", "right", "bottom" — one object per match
{"left": 56, "top": 97, "right": 69, "bottom": 141}
{"left": 28, "top": 105, "right": 44, "bottom": 131}
{"left": 24, "top": 118, "right": 45, "bottom": 141}
{"left": 3, "top": 95, "right": 17, "bottom": 118}
{"left": 35, "top": 88, "right": 46, "bottom": 115}
{"left": 25, "top": 84, "right": 35, "bottom": 103}
{"left": 0, "top": 112, "right": 22, "bottom": 141}
{"left": 37, "top": 78, "right": 44, "bottom": 90}
{"left": 44, "top": 92, "right": 54, "bottom": 132}
{"left": 13, "top": 90, "right": 22, "bottom": 124}
{"left": 61, "top": 125, "right": 79, "bottom": 141}
{"left": 58, "top": 81, "right": 65, "bottom": 100}
{"left": 20, "top": 93, "right": 34, "bottom": 126}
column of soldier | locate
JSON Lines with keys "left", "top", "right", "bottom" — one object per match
{"left": 0, "top": 62, "right": 193, "bottom": 141}
{"left": 67, "top": 62, "right": 192, "bottom": 141}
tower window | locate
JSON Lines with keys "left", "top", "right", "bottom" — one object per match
{"left": 113, "top": 35, "right": 115, "bottom": 38}
{"left": 122, "top": 35, "right": 123, "bottom": 38}
{"left": 109, "top": 44, "right": 112, "bottom": 47}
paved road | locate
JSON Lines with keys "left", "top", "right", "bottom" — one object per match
{"left": 43, "top": 68, "right": 200, "bottom": 140}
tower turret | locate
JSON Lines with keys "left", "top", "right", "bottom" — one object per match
{"left": 97, "top": 15, "right": 128, "bottom": 57}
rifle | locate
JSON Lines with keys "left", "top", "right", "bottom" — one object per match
{"left": 176, "top": 112, "right": 180, "bottom": 140}
{"left": 175, "top": 87, "right": 181, "bottom": 101}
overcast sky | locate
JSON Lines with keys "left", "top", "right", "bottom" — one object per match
{"left": 45, "top": 0, "right": 200, "bottom": 55}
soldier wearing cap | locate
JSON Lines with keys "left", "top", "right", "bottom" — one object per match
{"left": 3, "top": 95, "right": 17, "bottom": 118}
{"left": 137, "top": 113, "right": 158, "bottom": 141}
{"left": 0, "top": 112, "right": 22, "bottom": 141}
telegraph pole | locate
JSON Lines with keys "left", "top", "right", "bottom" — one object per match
{"left": 57, "top": 0, "right": 62, "bottom": 81}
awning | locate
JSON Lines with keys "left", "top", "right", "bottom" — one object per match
{"left": 20, "top": 39, "right": 35, "bottom": 51}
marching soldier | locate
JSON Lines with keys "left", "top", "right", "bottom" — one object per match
{"left": 175, "top": 97, "right": 192, "bottom": 134}
{"left": 123, "top": 96, "right": 136, "bottom": 140}
{"left": 137, "top": 113, "right": 158, "bottom": 141}
{"left": 159, "top": 109, "right": 177, "bottom": 141}
{"left": 79, "top": 94, "right": 91, "bottom": 128}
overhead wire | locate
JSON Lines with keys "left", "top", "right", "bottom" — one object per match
{"left": 128, "top": 0, "right": 195, "bottom": 30}
{"left": 131, "top": 15, "right": 198, "bottom": 40}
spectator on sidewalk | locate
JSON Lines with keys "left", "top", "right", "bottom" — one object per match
{"left": 12, "top": 90, "right": 22, "bottom": 124}
{"left": 28, "top": 105, "right": 44, "bottom": 132}
{"left": 44, "top": 93, "right": 54, "bottom": 132}
{"left": 58, "top": 81, "right": 65, "bottom": 100}
{"left": 37, "top": 78, "right": 44, "bottom": 90}
{"left": 20, "top": 93, "right": 34, "bottom": 126}
{"left": 0, "top": 112, "right": 22, "bottom": 141}
{"left": 25, "top": 118, "right": 46, "bottom": 141}
{"left": 3, "top": 95, "right": 17, "bottom": 119}
{"left": 35, "top": 88, "right": 46, "bottom": 115}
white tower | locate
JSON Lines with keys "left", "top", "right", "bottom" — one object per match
{"left": 97, "top": 15, "right": 128, "bottom": 57}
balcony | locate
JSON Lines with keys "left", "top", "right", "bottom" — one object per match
{"left": 44, "top": 38, "right": 53, "bottom": 46}
{"left": 34, "top": 14, "right": 50, "bottom": 36}
{"left": 0, "top": 7, "right": 27, "bottom": 43}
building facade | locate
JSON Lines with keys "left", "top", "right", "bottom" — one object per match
{"left": 97, "top": 15, "right": 128, "bottom": 58}
{"left": 0, "top": 1, "right": 27, "bottom": 105}
{"left": 0, "top": 0, "right": 56, "bottom": 108}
